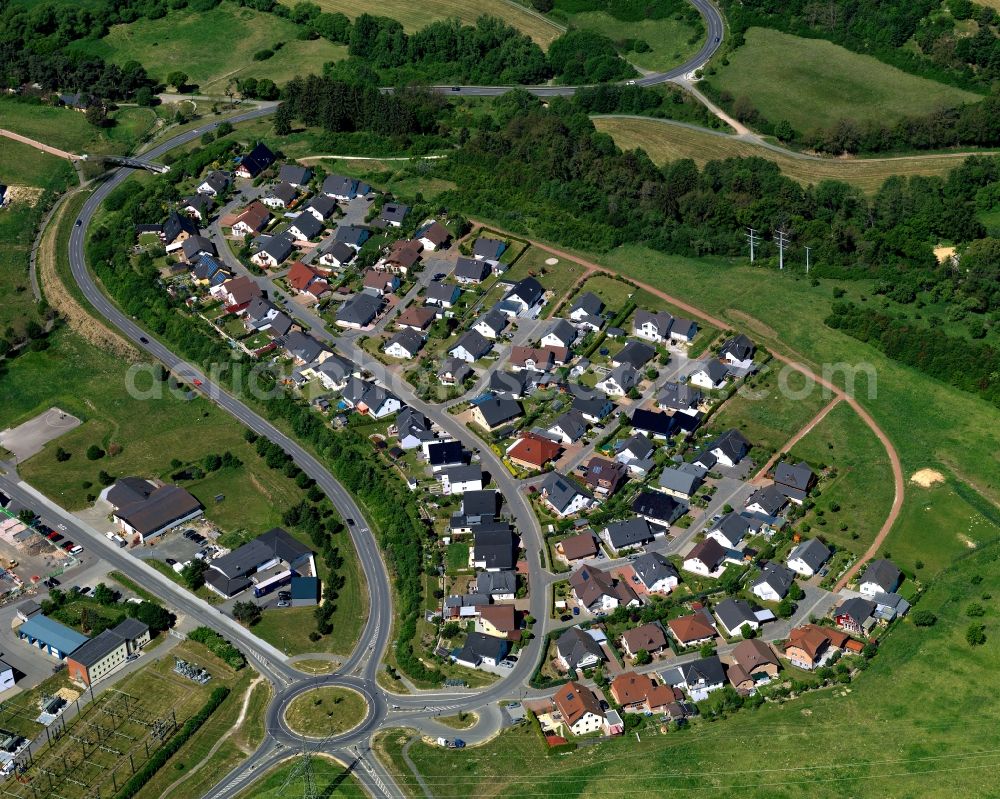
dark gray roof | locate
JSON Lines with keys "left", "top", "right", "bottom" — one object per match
{"left": 630, "top": 409, "right": 674, "bottom": 438}
{"left": 836, "top": 597, "right": 876, "bottom": 625}
{"left": 443, "top": 464, "right": 481, "bottom": 484}
{"left": 473, "top": 526, "right": 517, "bottom": 570}
{"left": 603, "top": 363, "right": 638, "bottom": 392}
{"left": 162, "top": 211, "right": 198, "bottom": 244}
{"left": 752, "top": 562, "right": 795, "bottom": 598}
{"left": 323, "top": 241, "right": 357, "bottom": 265}
{"left": 614, "top": 340, "right": 655, "bottom": 369}
{"left": 774, "top": 461, "right": 815, "bottom": 492}
{"left": 603, "top": 517, "right": 654, "bottom": 550}
{"left": 477, "top": 310, "right": 508, "bottom": 334}
{"left": 722, "top": 333, "right": 755, "bottom": 361}
{"left": 618, "top": 433, "right": 653, "bottom": 461}
{"left": 556, "top": 627, "right": 604, "bottom": 669}
{"left": 572, "top": 395, "right": 613, "bottom": 421}
{"left": 473, "top": 237, "right": 506, "bottom": 260}
{"left": 631, "top": 491, "right": 684, "bottom": 525}
{"left": 506, "top": 277, "right": 543, "bottom": 307}
{"left": 451, "top": 329, "right": 492, "bottom": 359}
{"left": 199, "top": 170, "right": 230, "bottom": 193}
{"left": 545, "top": 319, "right": 576, "bottom": 346}
{"left": 107, "top": 477, "right": 156, "bottom": 509}
{"left": 539, "top": 473, "right": 590, "bottom": 513}
{"left": 427, "top": 440, "right": 464, "bottom": 467}
{"left": 668, "top": 655, "right": 725, "bottom": 688}
{"left": 334, "top": 224, "right": 369, "bottom": 247}
{"left": 788, "top": 538, "right": 832, "bottom": 572}
{"left": 860, "top": 559, "right": 901, "bottom": 592}
{"left": 634, "top": 309, "right": 673, "bottom": 335}
{"left": 183, "top": 194, "right": 214, "bottom": 214}
{"left": 475, "top": 397, "right": 522, "bottom": 428}
{"left": 550, "top": 410, "right": 588, "bottom": 442}
{"left": 279, "top": 164, "right": 312, "bottom": 185}
{"left": 461, "top": 489, "right": 499, "bottom": 520}
{"left": 210, "top": 527, "right": 310, "bottom": 580}
{"left": 267, "top": 182, "right": 297, "bottom": 206}
{"left": 290, "top": 211, "right": 323, "bottom": 239}
{"left": 67, "top": 629, "right": 124, "bottom": 667}
{"left": 658, "top": 382, "right": 702, "bottom": 411}
{"left": 476, "top": 570, "right": 517, "bottom": 595}
{"left": 259, "top": 233, "right": 294, "bottom": 263}
{"left": 697, "top": 359, "right": 731, "bottom": 383}
{"left": 386, "top": 329, "right": 424, "bottom": 356}
{"left": 454, "top": 257, "right": 491, "bottom": 282}
{"left": 457, "top": 632, "right": 508, "bottom": 664}
{"left": 571, "top": 291, "right": 604, "bottom": 316}
{"left": 182, "top": 235, "right": 216, "bottom": 259}
{"left": 306, "top": 194, "right": 336, "bottom": 218}
{"left": 714, "top": 598, "right": 758, "bottom": 633}
{"left": 658, "top": 463, "right": 705, "bottom": 495}
{"left": 632, "top": 552, "right": 678, "bottom": 589}
{"left": 337, "top": 292, "right": 382, "bottom": 325}
{"left": 239, "top": 143, "right": 276, "bottom": 177}
{"left": 710, "top": 512, "right": 750, "bottom": 546}
{"left": 709, "top": 428, "right": 751, "bottom": 463}
{"left": 114, "top": 485, "right": 202, "bottom": 537}
{"left": 281, "top": 331, "right": 325, "bottom": 363}
{"left": 427, "top": 282, "right": 461, "bottom": 304}
{"left": 379, "top": 202, "right": 410, "bottom": 224}
{"left": 489, "top": 370, "right": 529, "bottom": 397}
{"left": 746, "top": 484, "right": 787, "bottom": 516}
{"left": 322, "top": 174, "right": 358, "bottom": 197}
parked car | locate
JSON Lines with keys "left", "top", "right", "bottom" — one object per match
{"left": 165, "top": 558, "right": 177, "bottom": 566}
{"left": 572, "top": 607, "right": 580, "bottom": 616}
{"left": 276, "top": 600, "right": 290, "bottom": 608}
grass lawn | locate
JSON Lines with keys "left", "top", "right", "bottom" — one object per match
{"left": 72, "top": 2, "right": 346, "bottom": 93}
{"left": 233, "top": 755, "right": 367, "bottom": 799}
{"left": 979, "top": 206, "right": 1000, "bottom": 236}
{"left": 0, "top": 97, "right": 153, "bottom": 155}
{"left": 557, "top": 10, "right": 699, "bottom": 72}
{"left": 709, "top": 364, "right": 828, "bottom": 458}
{"left": 283, "top": 686, "right": 367, "bottom": 738}
{"left": 436, "top": 710, "right": 478, "bottom": 729}
{"left": 785, "top": 402, "right": 894, "bottom": 555}
{"left": 711, "top": 28, "right": 981, "bottom": 132}
{"left": 503, "top": 245, "right": 586, "bottom": 298}
{"left": 385, "top": 535, "right": 1000, "bottom": 797}
{"left": 293, "top": 0, "right": 564, "bottom": 47}
{"left": 445, "top": 541, "right": 470, "bottom": 573}
{"left": 591, "top": 116, "right": 996, "bottom": 195}
{"left": 575, "top": 273, "right": 635, "bottom": 315}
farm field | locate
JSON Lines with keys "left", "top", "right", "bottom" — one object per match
{"left": 710, "top": 28, "right": 981, "bottom": 132}
{"left": 591, "top": 116, "right": 996, "bottom": 194}
{"left": 385, "top": 533, "right": 1000, "bottom": 797}
{"left": 290, "top": 0, "right": 564, "bottom": 47}
{"left": 71, "top": 2, "right": 346, "bottom": 94}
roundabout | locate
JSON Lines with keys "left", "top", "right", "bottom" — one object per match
{"left": 283, "top": 686, "right": 369, "bottom": 740}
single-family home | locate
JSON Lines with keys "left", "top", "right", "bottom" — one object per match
{"left": 425, "top": 440, "right": 464, "bottom": 472}
{"left": 610, "top": 672, "right": 680, "bottom": 714}
{"left": 667, "top": 608, "right": 717, "bottom": 647}
{"left": 572, "top": 393, "right": 614, "bottom": 425}
{"left": 500, "top": 277, "right": 544, "bottom": 318}
{"left": 362, "top": 269, "right": 400, "bottom": 295}
{"left": 596, "top": 363, "right": 639, "bottom": 397}
{"left": 251, "top": 234, "right": 294, "bottom": 268}
{"left": 509, "top": 345, "right": 567, "bottom": 373}
{"left": 378, "top": 202, "right": 409, "bottom": 228}
{"left": 230, "top": 201, "right": 270, "bottom": 237}
{"left": 476, "top": 604, "right": 518, "bottom": 639}
{"left": 287, "top": 260, "right": 321, "bottom": 294}
{"left": 583, "top": 457, "right": 629, "bottom": 497}
{"left": 214, "top": 275, "right": 262, "bottom": 313}
{"left": 384, "top": 329, "right": 424, "bottom": 360}
{"left": 473, "top": 237, "right": 506, "bottom": 260}
{"left": 538, "top": 473, "right": 593, "bottom": 518}
{"left": 278, "top": 164, "right": 312, "bottom": 187}
{"left": 454, "top": 257, "right": 491, "bottom": 285}
{"left": 632, "top": 552, "right": 679, "bottom": 594}
{"left": 700, "top": 428, "right": 751, "bottom": 469}
{"left": 745, "top": 484, "right": 789, "bottom": 517}
{"left": 197, "top": 170, "right": 230, "bottom": 196}
{"left": 473, "top": 526, "right": 517, "bottom": 572}
{"left": 288, "top": 211, "right": 324, "bottom": 242}
{"left": 872, "top": 592, "right": 911, "bottom": 623}
{"left": 721, "top": 334, "right": 755, "bottom": 369}
{"left": 541, "top": 319, "right": 577, "bottom": 350}
{"left": 657, "top": 382, "right": 702, "bottom": 415}
{"left": 336, "top": 292, "right": 382, "bottom": 329}
{"left": 706, "top": 512, "right": 750, "bottom": 551}
{"left": 629, "top": 408, "right": 675, "bottom": 441}
{"left": 450, "top": 490, "right": 500, "bottom": 531}
{"left": 506, "top": 433, "right": 562, "bottom": 471}
{"left": 786, "top": 538, "right": 832, "bottom": 578}
{"left": 548, "top": 410, "right": 588, "bottom": 445}
{"left": 438, "top": 357, "right": 472, "bottom": 387}
{"left": 280, "top": 331, "right": 328, "bottom": 365}
{"left": 261, "top": 181, "right": 297, "bottom": 209}
{"left": 556, "top": 627, "right": 606, "bottom": 671}
{"left": 601, "top": 518, "right": 655, "bottom": 554}
{"left": 569, "top": 292, "right": 604, "bottom": 325}
{"left": 415, "top": 220, "right": 451, "bottom": 251}
{"left": 858, "top": 559, "right": 902, "bottom": 597}
{"left": 570, "top": 564, "right": 639, "bottom": 614}
{"left": 669, "top": 317, "right": 698, "bottom": 343}
{"left": 191, "top": 254, "right": 230, "bottom": 286}
{"left": 621, "top": 621, "right": 669, "bottom": 659}
{"left": 727, "top": 639, "right": 780, "bottom": 694}
{"left": 633, "top": 309, "right": 673, "bottom": 343}
{"left": 182, "top": 194, "right": 214, "bottom": 221}
{"left": 453, "top": 632, "right": 509, "bottom": 670}
{"left": 689, "top": 359, "right": 730, "bottom": 390}
{"left": 663, "top": 655, "right": 726, "bottom": 701}
{"left": 181, "top": 235, "right": 216, "bottom": 261}
{"left": 395, "top": 407, "right": 434, "bottom": 449}
{"left": 334, "top": 224, "right": 370, "bottom": 250}
{"left": 784, "top": 624, "right": 850, "bottom": 670}
{"left": 322, "top": 174, "right": 360, "bottom": 201}
{"left": 657, "top": 462, "right": 706, "bottom": 500}
{"left": 751, "top": 562, "right": 797, "bottom": 602}
{"left": 303, "top": 195, "right": 336, "bottom": 224}
{"left": 612, "top": 340, "right": 656, "bottom": 370}
{"left": 314, "top": 354, "right": 356, "bottom": 392}
{"left": 473, "top": 310, "right": 508, "bottom": 340}
{"left": 161, "top": 211, "right": 198, "bottom": 252}
{"left": 773, "top": 461, "right": 817, "bottom": 504}
{"left": 470, "top": 397, "right": 523, "bottom": 432}
{"left": 449, "top": 330, "right": 493, "bottom": 363}
{"left": 683, "top": 538, "right": 728, "bottom": 578}
{"left": 317, "top": 240, "right": 358, "bottom": 270}
{"left": 713, "top": 598, "right": 761, "bottom": 637}
{"left": 382, "top": 239, "right": 422, "bottom": 274}
{"left": 557, "top": 531, "right": 599, "bottom": 562}
{"left": 396, "top": 304, "right": 436, "bottom": 331}
{"left": 631, "top": 491, "right": 684, "bottom": 529}
{"left": 476, "top": 571, "right": 517, "bottom": 602}
{"left": 833, "top": 597, "right": 877, "bottom": 636}
{"left": 425, "top": 282, "right": 462, "bottom": 309}
{"left": 553, "top": 681, "right": 605, "bottom": 736}
{"left": 235, "top": 143, "right": 276, "bottom": 179}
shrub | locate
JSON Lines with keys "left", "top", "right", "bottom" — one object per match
{"left": 86, "top": 444, "right": 105, "bottom": 460}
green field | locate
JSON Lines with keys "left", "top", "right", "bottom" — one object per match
{"left": 72, "top": 2, "right": 347, "bottom": 94}
{"left": 712, "top": 28, "right": 980, "bottom": 132}
{"left": 0, "top": 97, "right": 155, "bottom": 155}
{"left": 574, "top": 273, "right": 635, "bottom": 314}
{"left": 561, "top": 10, "right": 699, "bottom": 71}
{"left": 283, "top": 686, "right": 367, "bottom": 738}
{"left": 294, "top": 0, "right": 564, "bottom": 47}
{"left": 591, "top": 116, "right": 996, "bottom": 195}
{"left": 502, "top": 245, "right": 586, "bottom": 296}
{"left": 233, "top": 755, "right": 366, "bottom": 799}
{"left": 384, "top": 531, "right": 1000, "bottom": 797}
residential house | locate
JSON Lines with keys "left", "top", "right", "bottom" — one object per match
{"left": 557, "top": 532, "right": 599, "bottom": 562}
{"left": 378, "top": 202, "right": 409, "bottom": 228}
{"left": 553, "top": 681, "right": 605, "bottom": 736}
{"left": 784, "top": 624, "right": 849, "bottom": 670}
{"left": 490, "top": 370, "right": 531, "bottom": 400}
{"left": 425, "top": 282, "right": 462, "bottom": 309}
{"left": 288, "top": 211, "right": 324, "bottom": 242}
{"left": 314, "top": 354, "right": 356, "bottom": 392}
{"left": 473, "top": 237, "right": 506, "bottom": 260}
{"left": 786, "top": 538, "right": 832, "bottom": 578}
{"left": 437, "top": 357, "right": 472, "bottom": 387}
{"left": 657, "top": 462, "right": 706, "bottom": 500}
{"left": 470, "top": 397, "right": 522, "bottom": 432}
{"left": 250, "top": 234, "right": 294, "bottom": 268}
{"left": 336, "top": 292, "right": 382, "bottom": 329}
{"left": 161, "top": 211, "right": 198, "bottom": 253}
{"left": 182, "top": 194, "right": 214, "bottom": 221}
{"left": 473, "top": 527, "right": 517, "bottom": 572}
{"left": 317, "top": 241, "right": 357, "bottom": 270}
{"left": 278, "top": 164, "right": 312, "bottom": 187}
{"left": 632, "top": 552, "right": 679, "bottom": 594}
{"left": 190, "top": 254, "right": 230, "bottom": 287}
{"left": 197, "top": 170, "right": 230, "bottom": 196}
{"left": 506, "top": 433, "right": 561, "bottom": 471}
{"left": 727, "top": 639, "right": 780, "bottom": 695}
{"left": 548, "top": 410, "right": 588, "bottom": 445}
{"left": 682, "top": 538, "right": 728, "bottom": 578}
{"left": 583, "top": 457, "right": 628, "bottom": 498}
{"left": 773, "top": 461, "right": 817, "bottom": 504}
{"left": 334, "top": 224, "right": 370, "bottom": 250}
{"left": 872, "top": 592, "right": 910, "bottom": 623}
{"left": 689, "top": 359, "right": 730, "bottom": 390}
{"left": 859, "top": 559, "right": 902, "bottom": 597}
{"left": 384, "top": 329, "right": 424, "bottom": 360}
{"left": 721, "top": 334, "right": 755, "bottom": 369}
{"left": 454, "top": 257, "right": 491, "bottom": 285}
{"left": 384, "top": 239, "right": 422, "bottom": 275}
{"left": 629, "top": 408, "right": 674, "bottom": 441}
{"left": 449, "top": 330, "right": 493, "bottom": 363}
{"left": 214, "top": 275, "right": 262, "bottom": 313}
{"left": 669, "top": 317, "right": 698, "bottom": 343}
{"left": 476, "top": 571, "right": 517, "bottom": 602}
{"left": 541, "top": 319, "right": 577, "bottom": 350}
{"left": 706, "top": 512, "right": 750, "bottom": 550}
{"left": 657, "top": 382, "right": 702, "bottom": 416}
{"left": 713, "top": 598, "right": 760, "bottom": 637}
{"left": 453, "top": 632, "right": 509, "bottom": 669}
{"left": 745, "top": 484, "right": 788, "bottom": 517}
{"left": 700, "top": 429, "right": 751, "bottom": 469}
{"left": 572, "top": 393, "right": 614, "bottom": 424}
{"left": 287, "top": 261, "right": 322, "bottom": 295}
{"left": 751, "top": 562, "right": 797, "bottom": 602}
{"left": 610, "top": 672, "right": 679, "bottom": 714}
{"left": 500, "top": 277, "right": 544, "bottom": 318}
{"left": 395, "top": 407, "right": 435, "bottom": 450}
{"left": 303, "top": 195, "right": 336, "bottom": 224}
{"left": 633, "top": 309, "right": 673, "bottom": 343}
{"left": 476, "top": 604, "right": 518, "bottom": 639}
{"left": 473, "top": 310, "right": 508, "bottom": 340}
{"left": 663, "top": 655, "right": 726, "bottom": 701}
{"left": 631, "top": 491, "right": 684, "bottom": 529}
{"left": 280, "top": 331, "right": 328, "bottom": 365}
{"left": 601, "top": 518, "right": 655, "bottom": 555}
{"left": 261, "top": 182, "right": 297, "bottom": 209}
{"left": 621, "top": 622, "right": 669, "bottom": 659}
{"left": 396, "top": 305, "right": 436, "bottom": 331}
{"left": 352, "top": 382, "right": 401, "bottom": 418}
{"left": 415, "top": 220, "right": 451, "bottom": 251}
{"left": 230, "top": 201, "right": 270, "bottom": 237}
{"left": 362, "top": 269, "right": 400, "bottom": 295}
{"left": 596, "top": 363, "right": 639, "bottom": 397}
{"left": 425, "top": 440, "right": 464, "bottom": 472}
{"left": 181, "top": 235, "right": 216, "bottom": 261}
{"left": 667, "top": 608, "right": 718, "bottom": 647}
{"left": 616, "top": 433, "right": 655, "bottom": 477}
{"left": 833, "top": 597, "right": 877, "bottom": 636}
{"left": 235, "top": 143, "right": 276, "bottom": 178}
{"left": 322, "top": 174, "right": 360, "bottom": 201}
{"left": 555, "top": 627, "right": 605, "bottom": 671}
{"left": 538, "top": 473, "right": 593, "bottom": 518}
{"left": 569, "top": 292, "right": 604, "bottom": 325}
{"left": 612, "top": 340, "right": 655, "bottom": 370}
{"left": 450, "top": 489, "right": 499, "bottom": 531}
{"left": 509, "top": 345, "right": 567, "bottom": 373}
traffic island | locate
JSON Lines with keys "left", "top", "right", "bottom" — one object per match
{"left": 283, "top": 686, "right": 368, "bottom": 739}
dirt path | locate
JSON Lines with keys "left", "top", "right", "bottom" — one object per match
{"left": 751, "top": 396, "right": 843, "bottom": 485}
{"left": 0, "top": 128, "right": 81, "bottom": 161}
{"left": 476, "top": 222, "right": 906, "bottom": 587}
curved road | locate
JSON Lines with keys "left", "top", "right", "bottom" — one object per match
{"left": 58, "top": 4, "right": 728, "bottom": 796}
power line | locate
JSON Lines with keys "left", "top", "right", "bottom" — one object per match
{"left": 746, "top": 227, "right": 760, "bottom": 263}
{"left": 774, "top": 228, "right": 789, "bottom": 270}
{"left": 805, "top": 245, "right": 812, "bottom": 274}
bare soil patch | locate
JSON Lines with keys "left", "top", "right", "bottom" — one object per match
{"left": 910, "top": 468, "right": 945, "bottom": 488}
